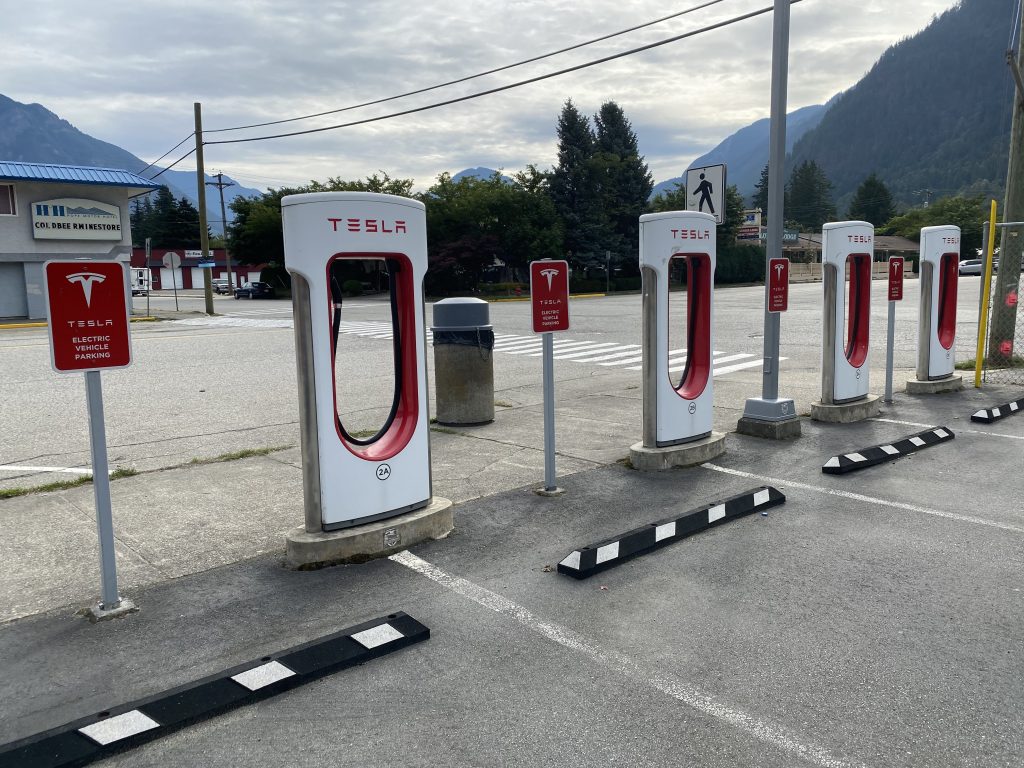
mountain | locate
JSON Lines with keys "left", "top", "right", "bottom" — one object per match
{"left": 0, "top": 93, "right": 262, "bottom": 233}
{"left": 652, "top": 102, "right": 832, "bottom": 201}
{"left": 789, "top": 0, "right": 1013, "bottom": 209}
{"left": 452, "top": 166, "right": 513, "bottom": 183}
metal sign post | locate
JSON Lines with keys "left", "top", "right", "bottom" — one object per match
{"left": 738, "top": 0, "right": 799, "bottom": 437}
{"left": 162, "top": 251, "right": 181, "bottom": 310}
{"left": 44, "top": 260, "right": 134, "bottom": 618}
{"left": 885, "top": 257, "right": 905, "bottom": 403}
{"left": 530, "top": 260, "right": 570, "bottom": 495}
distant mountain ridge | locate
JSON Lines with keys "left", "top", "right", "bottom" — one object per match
{"left": 0, "top": 93, "right": 261, "bottom": 233}
{"left": 652, "top": 101, "right": 834, "bottom": 201}
{"left": 789, "top": 0, "right": 1012, "bottom": 207}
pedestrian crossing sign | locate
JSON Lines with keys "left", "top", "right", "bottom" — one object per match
{"left": 685, "top": 164, "right": 726, "bottom": 225}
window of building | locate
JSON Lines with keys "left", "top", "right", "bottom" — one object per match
{"left": 0, "top": 184, "right": 15, "bottom": 216}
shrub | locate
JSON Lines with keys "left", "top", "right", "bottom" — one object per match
{"left": 716, "top": 245, "right": 766, "bottom": 284}
{"left": 342, "top": 279, "right": 363, "bottom": 296}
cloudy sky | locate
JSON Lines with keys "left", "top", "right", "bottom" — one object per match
{"left": 4, "top": 0, "right": 959, "bottom": 191}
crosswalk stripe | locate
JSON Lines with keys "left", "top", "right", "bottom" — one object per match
{"left": 525, "top": 340, "right": 607, "bottom": 357}
{"left": 566, "top": 346, "right": 643, "bottom": 363}
{"left": 667, "top": 352, "right": 752, "bottom": 373}
{"left": 548, "top": 342, "right": 623, "bottom": 359}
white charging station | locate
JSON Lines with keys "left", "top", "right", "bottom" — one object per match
{"left": 916, "top": 225, "right": 960, "bottom": 381}
{"left": 820, "top": 221, "right": 874, "bottom": 405}
{"left": 638, "top": 210, "right": 717, "bottom": 448}
{"left": 282, "top": 192, "right": 431, "bottom": 531}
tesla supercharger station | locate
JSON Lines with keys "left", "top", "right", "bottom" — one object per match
{"left": 820, "top": 221, "right": 874, "bottom": 405}
{"left": 639, "top": 211, "right": 717, "bottom": 448}
{"left": 282, "top": 192, "right": 431, "bottom": 531}
{"left": 916, "top": 225, "right": 960, "bottom": 381}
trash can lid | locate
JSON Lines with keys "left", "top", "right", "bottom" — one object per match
{"left": 432, "top": 297, "right": 491, "bottom": 330}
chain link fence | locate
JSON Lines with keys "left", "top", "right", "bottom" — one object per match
{"left": 981, "top": 223, "right": 1024, "bottom": 385}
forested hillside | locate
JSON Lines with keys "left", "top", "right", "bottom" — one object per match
{"left": 789, "top": 0, "right": 1015, "bottom": 207}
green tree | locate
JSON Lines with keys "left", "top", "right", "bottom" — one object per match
{"left": 592, "top": 102, "right": 653, "bottom": 271}
{"left": 847, "top": 173, "right": 896, "bottom": 226}
{"left": 879, "top": 194, "right": 986, "bottom": 256}
{"left": 129, "top": 186, "right": 205, "bottom": 248}
{"left": 752, "top": 164, "right": 770, "bottom": 216}
{"left": 423, "top": 171, "right": 562, "bottom": 294}
{"left": 549, "top": 100, "right": 604, "bottom": 269}
{"left": 650, "top": 182, "right": 688, "bottom": 213}
{"left": 718, "top": 185, "right": 745, "bottom": 249}
{"left": 786, "top": 160, "right": 836, "bottom": 230}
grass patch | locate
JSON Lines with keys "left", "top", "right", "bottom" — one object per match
{"left": 188, "top": 445, "right": 293, "bottom": 465}
{"left": 109, "top": 467, "right": 138, "bottom": 480}
{"left": 957, "top": 355, "right": 1024, "bottom": 370}
{"left": 347, "top": 429, "right": 378, "bottom": 439}
{"left": 430, "top": 425, "right": 460, "bottom": 435}
{"left": 0, "top": 475, "right": 93, "bottom": 499}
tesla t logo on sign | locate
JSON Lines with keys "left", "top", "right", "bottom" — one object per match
{"left": 45, "top": 260, "right": 132, "bottom": 372}
{"left": 888, "top": 257, "right": 904, "bottom": 301}
{"left": 530, "top": 260, "right": 570, "bottom": 333}
{"left": 768, "top": 258, "right": 789, "bottom": 313}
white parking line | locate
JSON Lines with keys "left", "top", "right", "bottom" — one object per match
{"left": 390, "top": 550, "right": 864, "bottom": 768}
{"left": 0, "top": 464, "right": 92, "bottom": 475}
{"left": 871, "top": 417, "right": 1024, "bottom": 441}
{"left": 702, "top": 463, "right": 1024, "bottom": 534}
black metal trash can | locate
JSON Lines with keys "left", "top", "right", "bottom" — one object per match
{"left": 431, "top": 298, "right": 495, "bottom": 425}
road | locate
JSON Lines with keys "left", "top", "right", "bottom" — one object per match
{"left": 0, "top": 277, "right": 990, "bottom": 490}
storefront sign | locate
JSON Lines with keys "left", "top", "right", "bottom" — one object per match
{"left": 32, "top": 198, "right": 122, "bottom": 241}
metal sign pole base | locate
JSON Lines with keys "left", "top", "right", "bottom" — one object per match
{"left": 737, "top": 398, "right": 801, "bottom": 440}
{"left": 84, "top": 370, "right": 122, "bottom": 612}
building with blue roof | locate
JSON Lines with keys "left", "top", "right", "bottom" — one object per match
{"left": 0, "top": 161, "right": 157, "bottom": 318}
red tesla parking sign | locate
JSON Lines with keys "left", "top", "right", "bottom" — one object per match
{"left": 45, "top": 261, "right": 132, "bottom": 372}
{"left": 888, "top": 257, "right": 904, "bottom": 301}
{"left": 768, "top": 258, "right": 789, "bottom": 313}
{"left": 530, "top": 260, "right": 570, "bottom": 333}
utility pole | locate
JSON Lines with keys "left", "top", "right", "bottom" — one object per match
{"left": 194, "top": 102, "right": 215, "bottom": 315}
{"left": 737, "top": 0, "right": 800, "bottom": 439}
{"left": 207, "top": 171, "right": 236, "bottom": 290}
{"left": 988, "top": 21, "right": 1024, "bottom": 366}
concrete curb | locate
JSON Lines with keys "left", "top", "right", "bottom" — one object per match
{"left": 810, "top": 394, "right": 882, "bottom": 423}
{"left": 284, "top": 497, "right": 454, "bottom": 569}
{"left": 628, "top": 432, "right": 726, "bottom": 471}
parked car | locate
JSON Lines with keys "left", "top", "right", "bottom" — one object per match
{"left": 234, "top": 281, "right": 276, "bottom": 299}
{"left": 212, "top": 278, "right": 231, "bottom": 294}
{"left": 958, "top": 259, "right": 998, "bottom": 276}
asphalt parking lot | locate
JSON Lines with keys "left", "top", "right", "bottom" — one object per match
{"left": 1, "top": 384, "right": 1021, "bottom": 767}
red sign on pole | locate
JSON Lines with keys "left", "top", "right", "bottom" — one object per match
{"left": 530, "top": 260, "right": 570, "bottom": 333}
{"left": 45, "top": 261, "right": 132, "bottom": 372}
{"left": 888, "top": 257, "right": 904, "bottom": 301}
{"left": 768, "top": 258, "right": 789, "bottom": 313}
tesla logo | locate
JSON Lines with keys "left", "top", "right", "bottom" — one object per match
{"left": 539, "top": 268, "right": 560, "bottom": 289}
{"left": 66, "top": 272, "right": 106, "bottom": 308}
{"left": 327, "top": 218, "right": 407, "bottom": 234}
{"left": 774, "top": 263, "right": 786, "bottom": 279}
{"left": 376, "top": 464, "right": 392, "bottom": 480}
{"left": 670, "top": 229, "right": 711, "bottom": 240}
{"left": 891, "top": 261, "right": 902, "bottom": 275}
{"left": 847, "top": 235, "right": 872, "bottom": 243}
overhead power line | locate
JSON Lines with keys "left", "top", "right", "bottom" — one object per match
{"left": 204, "top": 0, "right": 732, "bottom": 135}
{"left": 207, "top": 1, "right": 799, "bottom": 147}
{"left": 137, "top": 133, "right": 196, "bottom": 176}
{"left": 145, "top": 148, "right": 197, "bottom": 180}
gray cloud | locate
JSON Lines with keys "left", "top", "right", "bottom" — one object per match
{"left": 2, "top": 0, "right": 957, "bottom": 191}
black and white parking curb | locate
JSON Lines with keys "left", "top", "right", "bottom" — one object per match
{"left": 821, "top": 427, "right": 954, "bottom": 475}
{"left": 971, "top": 397, "right": 1023, "bottom": 424}
{"left": 0, "top": 613, "right": 428, "bottom": 768}
{"left": 557, "top": 486, "right": 785, "bottom": 580}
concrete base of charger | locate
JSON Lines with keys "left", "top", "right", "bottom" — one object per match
{"left": 628, "top": 432, "right": 726, "bottom": 471}
{"left": 736, "top": 416, "right": 803, "bottom": 440}
{"left": 285, "top": 497, "right": 453, "bottom": 569}
{"left": 906, "top": 374, "right": 963, "bottom": 394}
{"left": 810, "top": 394, "right": 881, "bottom": 424}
